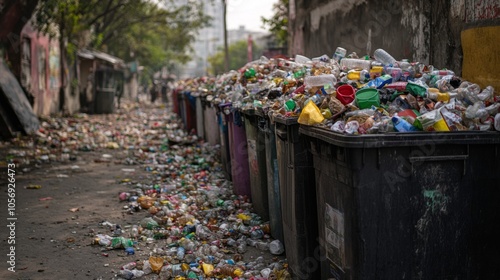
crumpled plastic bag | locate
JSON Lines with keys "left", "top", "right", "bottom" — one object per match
{"left": 298, "top": 100, "right": 325, "bottom": 125}
{"left": 149, "top": 256, "right": 164, "bottom": 274}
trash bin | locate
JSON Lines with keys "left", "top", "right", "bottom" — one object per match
{"left": 216, "top": 105, "right": 231, "bottom": 181}
{"left": 195, "top": 94, "right": 204, "bottom": 139}
{"left": 94, "top": 88, "right": 116, "bottom": 114}
{"left": 183, "top": 91, "right": 197, "bottom": 133}
{"left": 274, "top": 116, "right": 319, "bottom": 280}
{"left": 261, "top": 111, "right": 284, "bottom": 243}
{"left": 242, "top": 109, "right": 269, "bottom": 221}
{"left": 300, "top": 126, "right": 500, "bottom": 280}
{"left": 202, "top": 97, "right": 220, "bottom": 146}
{"left": 221, "top": 103, "right": 251, "bottom": 197}
{"left": 178, "top": 92, "right": 187, "bottom": 129}
{"left": 172, "top": 88, "right": 180, "bottom": 115}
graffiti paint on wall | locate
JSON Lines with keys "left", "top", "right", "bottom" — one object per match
{"left": 49, "top": 43, "right": 60, "bottom": 90}
{"left": 466, "top": 0, "right": 500, "bottom": 22}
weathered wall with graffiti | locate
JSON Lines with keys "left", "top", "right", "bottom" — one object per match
{"left": 20, "top": 24, "right": 62, "bottom": 116}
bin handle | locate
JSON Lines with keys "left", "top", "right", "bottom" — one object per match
{"left": 410, "top": 154, "right": 469, "bottom": 175}
{"left": 275, "top": 126, "right": 287, "bottom": 141}
{"left": 409, "top": 155, "right": 468, "bottom": 162}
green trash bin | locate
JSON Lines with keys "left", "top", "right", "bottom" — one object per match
{"left": 242, "top": 108, "right": 269, "bottom": 221}
{"left": 300, "top": 126, "right": 500, "bottom": 279}
{"left": 94, "top": 88, "right": 115, "bottom": 114}
{"left": 274, "top": 116, "right": 319, "bottom": 280}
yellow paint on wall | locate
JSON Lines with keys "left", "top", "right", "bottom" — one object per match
{"left": 461, "top": 26, "right": 500, "bottom": 94}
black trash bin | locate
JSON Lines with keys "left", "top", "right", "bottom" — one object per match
{"left": 274, "top": 116, "right": 319, "bottom": 280}
{"left": 94, "top": 88, "right": 115, "bottom": 114}
{"left": 300, "top": 126, "right": 500, "bottom": 280}
{"left": 216, "top": 105, "right": 231, "bottom": 181}
{"left": 178, "top": 92, "right": 187, "bottom": 128}
{"left": 243, "top": 109, "right": 269, "bottom": 221}
{"left": 261, "top": 111, "right": 284, "bottom": 243}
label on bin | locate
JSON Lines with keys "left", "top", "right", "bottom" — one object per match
{"left": 325, "top": 203, "right": 345, "bottom": 269}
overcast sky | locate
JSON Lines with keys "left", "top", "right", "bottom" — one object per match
{"left": 226, "top": 0, "right": 278, "bottom": 32}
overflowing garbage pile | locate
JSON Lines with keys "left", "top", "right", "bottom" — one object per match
{"left": 105, "top": 141, "right": 288, "bottom": 279}
{"left": 1, "top": 103, "right": 288, "bottom": 279}
{"left": 183, "top": 48, "right": 499, "bottom": 135}
{"left": 2, "top": 106, "right": 198, "bottom": 168}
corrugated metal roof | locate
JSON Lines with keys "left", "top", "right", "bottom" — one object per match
{"left": 77, "top": 49, "right": 124, "bottom": 66}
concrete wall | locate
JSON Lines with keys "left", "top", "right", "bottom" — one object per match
{"left": 290, "top": 0, "right": 500, "bottom": 80}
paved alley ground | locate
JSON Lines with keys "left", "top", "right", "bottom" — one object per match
{"left": 0, "top": 99, "right": 287, "bottom": 280}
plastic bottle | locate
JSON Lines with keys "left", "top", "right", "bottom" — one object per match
{"left": 130, "top": 225, "right": 139, "bottom": 239}
{"left": 333, "top": 47, "right": 347, "bottom": 62}
{"left": 111, "top": 236, "right": 134, "bottom": 249}
{"left": 406, "top": 94, "right": 418, "bottom": 109}
{"left": 384, "top": 67, "right": 402, "bottom": 81}
{"left": 373, "top": 49, "right": 397, "bottom": 66}
{"left": 426, "top": 89, "right": 450, "bottom": 103}
{"left": 392, "top": 116, "right": 418, "bottom": 132}
{"left": 397, "top": 59, "right": 412, "bottom": 70}
{"left": 237, "top": 242, "right": 247, "bottom": 254}
{"left": 346, "top": 70, "right": 370, "bottom": 82}
{"left": 294, "top": 54, "right": 311, "bottom": 64}
{"left": 218, "top": 265, "right": 244, "bottom": 277}
{"left": 122, "top": 262, "right": 137, "bottom": 270}
{"left": 485, "top": 103, "right": 500, "bottom": 115}
{"left": 465, "top": 102, "right": 482, "bottom": 119}
{"left": 304, "top": 94, "right": 322, "bottom": 106}
{"left": 304, "top": 74, "right": 337, "bottom": 88}
{"left": 477, "top": 86, "right": 494, "bottom": 102}
{"left": 119, "top": 269, "right": 134, "bottom": 280}
{"left": 431, "top": 70, "right": 455, "bottom": 76}
{"left": 340, "top": 58, "right": 371, "bottom": 70}
{"left": 177, "top": 246, "right": 185, "bottom": 260}
{"left": 477, "top": 108, "right": 489, "bottom": 122}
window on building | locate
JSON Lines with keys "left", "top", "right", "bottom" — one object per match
{"left": 38, "top": 47, "right": 46, "bottom": 91}
{"left": 21, "top": 38, "right": 31, "bottom": 89}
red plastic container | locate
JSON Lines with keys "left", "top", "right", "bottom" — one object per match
{"left": 336, "top": 84, "right": 355, "bottom": 105}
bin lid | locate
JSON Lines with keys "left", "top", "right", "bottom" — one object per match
{"left": 299, "top": 126, "right": 500, "bottom": 148}
{"left": 218, "top": 102, "right": 232, "bottom": 109}
{"left": 273, "top": 115, "right": 299, "bottom": 125}
{"left": 254, "top": 109, "right": 265, "bottom": 118}
{"left": 241, "top": 108, "right": 256, "bottom": 116}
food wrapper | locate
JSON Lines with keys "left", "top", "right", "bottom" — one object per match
{"left": 328, "top": 96, "right": 346, "bottom": 115}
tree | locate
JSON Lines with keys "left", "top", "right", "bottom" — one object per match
{"left": 261, "top": 0, "right": 288, "bottom": 46}
{"left": 208, "top": 40, "right": 263, "bottom": 75}
{"left": 222, "top": 0, "right": 229, "bottom": 72}
{"left": 32, "top": 0, "right": 211, "bottom": 107}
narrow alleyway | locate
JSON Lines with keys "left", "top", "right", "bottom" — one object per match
{"left": 0, "top": 97, "right": 287, "bottom": 280}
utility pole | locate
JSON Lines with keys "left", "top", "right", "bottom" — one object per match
{"left": 222, "top": 0, "right": 229, "bottom": 72}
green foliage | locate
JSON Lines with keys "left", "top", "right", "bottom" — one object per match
{"left": 208, "top": 40, "right": 263, "bottom": 75}
{"left": 33, "top": 0, "right": 211, "bottom": 78}
{"left": 261, "top": 0, "right": 288, "bottom": 46}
